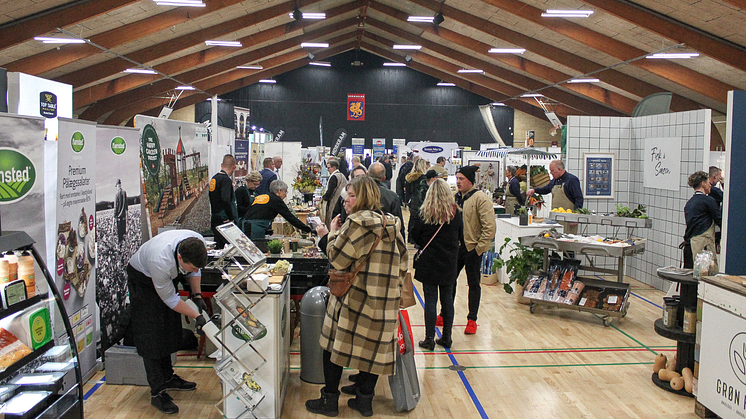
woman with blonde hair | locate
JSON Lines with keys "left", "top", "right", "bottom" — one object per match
{"left": 410, "top": 178, "right": 462, "bottom": 350}
{"left": 307, "top": 176, "right": 407, "bottom": 417}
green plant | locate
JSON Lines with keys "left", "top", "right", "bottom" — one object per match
{"left": 267, "top": 239, "right": 283, "bottom": 254}
{"left": 493, "top": 238, "right": 544, "bottom": 294}
{"left": 516, "top": 207, "right": 528, "bottom": 216}
{"left": 615, "top": 203, "right": 648, "bottom": 218}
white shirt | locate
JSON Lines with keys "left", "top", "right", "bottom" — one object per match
{"left": 274, "top": 168, "right": 281, "bottom": 180}
{"left": 129, "top": 230, "right": 204, "bottom": 309}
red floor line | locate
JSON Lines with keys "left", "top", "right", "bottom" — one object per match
{"left": 416, "top": 348, "right": 677, "bottom": 356}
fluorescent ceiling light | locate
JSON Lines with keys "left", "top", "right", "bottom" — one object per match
{"left": 236, "top": 65, "right": 263, "bottom": 70}
{"left": 206, "top": 98, "right": 221, "bottom": 101}
{"left": 34, "top": 37, "right": 86, "bottom": 44}
{"left": 309, "top": 61, "right": 331, "bottom": 67}
{"left": 383, "top": 62, "right": 406, "bottom": 67}
{"left": 155, "top": 0, "right": 205, "bottom": 6}
{"left": 300, "top": 42, "right": 329, "bottom": 48}
{"left": 407, "top": 16, "right": 434, "bottom": 22}
{"left": 568, "top": 78, "right": 600, "bottom": 83}
{"left": 489, "top": 48, "right": 526, "bottom": 54}
{"left": 646, "top": 53, "right": 700, "bottom": 59}
{"left": 259, "top": 79, "right": 277, "bottom": 84}
{"left": 288, "top": 12, "right": 326, "bottom": 19}
{"left": 542, "top": 9, "right": 593, "bottom": 17}
{"left": 492, "top": 102, "right": 506, "bottom": 106}
{"left": 521, "top": 93, "right": 543, "bottom": 97}
{"left": 205, "top": 40, "right": 242, "bottom": 47}
{"left": 457, "top": 69, "right": 484, "bottom": 74}
{"left": 176, "top": 86, "right": 195, "bottom": 90}
{"left": 123, "top": 68, "right": 158, "bottom": 74}
{"left": 393, "top": 45, "right": 422, "bottom": 50}
{"left": 437, "top": 82, "right": 456, "bottom": 87}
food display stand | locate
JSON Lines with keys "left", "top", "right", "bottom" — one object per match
{"left": 495, "top": 217, "right": 563, "bottom": 284}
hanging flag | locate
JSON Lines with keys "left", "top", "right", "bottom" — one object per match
{"left": 347, "top": 94, "right": 365, "bottom": 121}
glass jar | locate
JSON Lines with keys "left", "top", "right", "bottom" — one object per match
{"left": 683, "top": 307, "right": 697, "bottom": 334}
{"left": 663, "top": 300, "right": 678, "bottom": 328}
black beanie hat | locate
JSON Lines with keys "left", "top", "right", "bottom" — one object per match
{"left": 425, "top": 169, "right": 439, "bottom": 180}
{"left": 457, "top": 165, "right": 478, "bottom": 185}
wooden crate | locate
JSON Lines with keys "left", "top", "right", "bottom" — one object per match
{"left": 530, "top": 172, "right": 550, "bottom": 188}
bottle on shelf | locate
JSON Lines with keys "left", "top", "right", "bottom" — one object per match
{"left": 4, "top": 252, "right": 18, "bottom": 282}
{"left": 18, "top": 251, "right": 35, "bottom": 297}
{"left": 0, "top": 259, "right": 9, "bottom": 284}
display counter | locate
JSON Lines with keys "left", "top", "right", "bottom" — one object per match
{"left": 495, "top": 217, "right": 563, "bottom": 284}
{"left": 695, "top": 274, "right": 746, "bottom": 419}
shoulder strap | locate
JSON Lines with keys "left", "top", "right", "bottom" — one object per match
{"left": 416, "top": 222, "right": 444, "bottom": 258}
{"left": 349, "top": 213, "right": 386, "bottom": 277}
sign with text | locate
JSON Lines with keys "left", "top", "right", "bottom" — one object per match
{"left": 347, "top": 94, "right": 365, "bottom": 121}
{"left": 372, "top": 138, "right": 385, "bottom": 159}
{"left": 643, "top": 137, "right": 681, "bottom": 191}
{"left": 351, "top": 137, "right": 364, "bottom": 155}
{"left": 584, "top": 153, "right": 614, "bottom": 199}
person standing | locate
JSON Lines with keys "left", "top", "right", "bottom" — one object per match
{"left": 369, "top": 162, "right": 405, "bottom": 239}
{"left": 410, "top": 179, "right": 462, "bottom": 350}
{"left": 396, "top": 155, "right": 414, "bottom": 207}
{"left": 256, "top": 157, "right": 277, "bottom": 195}
{"left": 504, "top": 166, "right": 525, "bottom": 216}
{"left": 321, "top": 158, "right": 347, "bottom": 228}
{"left": 432, "top": 156, "right": 449, "bottom": 179}
{"left": 246, "top": 180, "right": 312, "bottom": 239}
{"left": 381, "top": 155, "right": 393, "bottom": 189}
{"left": 526, "top": 160, "right": 583, "bottom": 234}
{"left": 405, "top": 157, "right": 430, "bottom": 241}
{"left": 127, "top": 230, "right": 208, "bottom": 414}
{"left": 114, "top": 179, "right": 128, "bottom": 245}
{"left": 306, "top": 176, "right": 407, "bottom": 417}
{"left": 209, "top": 154, "right": 237, "bottom": 249}
{"left": 708, "top": 166, "right": 723, "bottom": 206}
{"left": 442, "top": 165, "right": 495, "bottom": 335}
{"left": 363, "top": 153, "right": 372, "bottom": 168}
{"left": 684, "top": 171, "right": 721, "bottom": 271}
{"left": 272, "top": 156, "right": 283, "bottom": 180}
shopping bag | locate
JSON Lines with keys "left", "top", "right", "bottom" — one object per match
{"left": 400, "top": 272, "right": 416, "bottom": 309}
{"left": 389, "top": 310, "right": 420, "bottom": 412}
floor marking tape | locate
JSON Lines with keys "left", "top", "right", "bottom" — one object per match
{"left": 421, "top": 361, "right": 654, "bottom": 370}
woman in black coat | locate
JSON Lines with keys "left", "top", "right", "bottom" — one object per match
{"left": 410, "top": 179, "right": 462, "bottom": 350}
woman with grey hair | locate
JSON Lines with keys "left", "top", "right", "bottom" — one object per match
{"left": 244, "top": 179, "right": 312, "bottom": 239}
{"left": 236, "top": 170, "right": 263, "bottom": 218}
{"left": 504, "top": 165, "right": 525, "bottom": 215}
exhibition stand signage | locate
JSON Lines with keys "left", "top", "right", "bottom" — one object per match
{"left": 643, "top": 137, "right": 682, "bottom": 191}
{"left": 6, "top": 72, "right": 72, "bottom": 142}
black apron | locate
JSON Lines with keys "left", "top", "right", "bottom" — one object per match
{"left": 126, "top": 252, "right": 185, "bottom": 359}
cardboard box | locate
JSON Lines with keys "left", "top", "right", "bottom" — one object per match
{"left": 104, "top": 346, "right": 177, "bottom": 386}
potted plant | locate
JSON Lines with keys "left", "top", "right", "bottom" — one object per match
{"left": 517, "top": 206, "right": 529, "bottom": 225}
{"left": 493, "top": 238, "right": 544, "bottom": 304}
{"left": 267, "top": 239, "right": 284, "bottom": 255}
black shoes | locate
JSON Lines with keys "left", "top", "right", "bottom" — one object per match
{"left": 305, "top": 388, "right": 340, "bottom": 417}
{"left": 151, "top": 391, "right": 178, "bottom": 414}
{"left": 436, "top": 332, "right": 453, "bottom": 349}
{"left": 418, "top": 337, "right": 436, "bottom": 351}
{"left": 164, "top": 374, "right": 197, "bottom": 391}
{"left": 347, "top": 389, "right": 374, "bottom": 417}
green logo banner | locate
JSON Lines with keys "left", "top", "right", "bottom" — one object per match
{"left": 0, "top": 148, "right": 36, "bottom": 203}
{"left": 71, "top": 131, "right": 85, "bottom": 152}
{"left": 141, "top": 124, "right": 161, "bottom": 177}
{"left": 111, "top": 136, "right": 126, "bottom": 155}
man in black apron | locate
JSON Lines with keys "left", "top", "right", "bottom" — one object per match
{"left": 504, "top": 166, "right": 524, "bottom": 216}
{"left": 127, "top": 230, "right": 208, "bottom": 414}
{"left": 526, "top": 160, "right": 583, "bottom": 234}
{"left": 209, "top": 154, "right": 238, "bottom": 249}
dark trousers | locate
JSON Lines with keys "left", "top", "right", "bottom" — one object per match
{"left": 452, "top": 247, "right": 482, "bottom": 321}
{"left": 323, "top": 350, "right": 378, "bottom": 395}
{"left": 143, "top": 355, "right": 174, "bottom": 395}
{"left": 211, "top": 216, "right": 227, "bottom": 249}
{"left": 423, "top": 282, "right": 454, "bottom": 338}
{"left": 117, "top": 218, "right": 126, "bottom": 243}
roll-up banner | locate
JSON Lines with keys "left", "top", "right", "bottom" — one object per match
{"left": 95, "top": 125, "right": 143, "bottom": 352}
{"left": 56, "top": 118, "right": 98, "bottom": 380}
{"left": 0, "top": 68, "right": 7, "bottom": 113}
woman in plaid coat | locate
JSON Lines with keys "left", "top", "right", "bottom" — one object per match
{"left": 307, "top": 176, "right": 408, "bottom": 417}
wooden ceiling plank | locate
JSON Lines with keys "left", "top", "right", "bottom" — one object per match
{"left": 0, "top": 0, "right": 140, "bottom": 50}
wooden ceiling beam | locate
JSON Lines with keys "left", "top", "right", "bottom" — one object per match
{"left": 0, "top": 0, "right": 140, "bottom": 50}
{"left": 108, "top": 42, "right": 355, "bottom": 126}
{"left": 367, "top": 19, "right": 623, "bottom": 116}
{"left": 403, "top": 0, "right": 708, "bottom": 113}
{"left": 720, "top": 0, "right": 746, "bottom": 9}
{"left": 369, "top": 2, "right": 637, "bottom": 114}
{"left": 475, "top": 0, "right": 734, "bottom": 104}
{"left": 73, "top": 3, "right": 361, "bottom": 109}
{"left": 81, "top": 28, "right": 356, "bottom": 120}
{"left": 55, "top": 0, "right": 336, "bottom": 88}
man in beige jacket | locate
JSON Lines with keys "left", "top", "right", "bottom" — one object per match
{"left": 439, "top": 165, "right": 496, "bottom": 335}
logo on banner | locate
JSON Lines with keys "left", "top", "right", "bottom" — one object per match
{"left": 39, "top": 91, "right": 57, "bottom": 118}
{"left": 422, "top": 146, "right": 443, "bottom": 153}
{"left": 71, "top": 131, "right": 85, "bottom": 152}
{"left": 331, "top": 129, "right": 348, "bottom": 156}
{"left": 0, "top": 149, "right": 36, "bottom": 203}
{"left": 730, "top": 333, "right": 746, "bottom": 385}
{"left": 111, "top": 136, "right": 126, "bottom": 155}
{"left": 141, "top": 124, "right": 162, "bottom": 177}
{"left": 347, "top": 94, "right": 365, "bottom": 121}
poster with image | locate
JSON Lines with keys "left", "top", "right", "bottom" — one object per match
{"left": 134, "top": 116, "right": 211, "bottom": 237}
{"left": 95, "top": 125, "right": 142, "bottom": 351}
{"left": 235, "top": 139, "right": 250, "bottom": 179}
{"left": 56, "top": 118, "right": 97, "bottom": 378}
{"left": 584, "top": 153, "right": 615, "bottom": 199}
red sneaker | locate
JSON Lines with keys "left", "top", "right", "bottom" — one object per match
{"left": 435, "top": 315, "right": 443, "bottom": 327}
{"left": 464, "top": 320, "right": 477, "bottom": 334}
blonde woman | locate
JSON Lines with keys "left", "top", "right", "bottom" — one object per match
{"left": 410, "top": 179, "right": 462, "bottom": 350}
{"left": 307, "top": 176, "right": 407, "bottom": 417}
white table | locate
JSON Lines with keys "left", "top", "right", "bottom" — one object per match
{"left": 494, "top": 217, "right": 563, "bottom": 284}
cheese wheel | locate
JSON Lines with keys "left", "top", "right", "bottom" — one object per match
{"left": 653, "top": 354, "right": 668, "bottom": 373}
{"left": 658, "top": 369, "right": 681, "bottom": 381}
{"left": 682, "top": 368, "right": 694, "bottom": 393}
{"left": 670, "top": 376, "right": 685, "bottom": 391}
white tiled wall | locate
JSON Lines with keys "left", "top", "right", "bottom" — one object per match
{"left": 566, "top": 110, "right": 711, "bottom": 290}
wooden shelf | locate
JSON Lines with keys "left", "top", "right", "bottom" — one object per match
{"left": 651, "top": 372, "right": 694, "bottom": 398}
{"left": 654, "top": 318, "right": 696, "bottom": 343}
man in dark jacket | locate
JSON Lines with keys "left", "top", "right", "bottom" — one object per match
{"left": 256, "top": 157, "right": 277, "bottom": 195}
{"left": 369, "top": 162, "right": 405, "bottom": 239}
{"left": 209, "top": 154, "right": 237, "bottom": 249}
{"left": 381, "top": 155, "right": 393, "bottom": 190}
{"left": 397, "top": 156, "right": 414, "bottom": 206}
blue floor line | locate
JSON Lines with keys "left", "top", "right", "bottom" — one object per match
{"left": 593, "top": 275, "right": 662, "bottom": 309}
{"left": 413, "top": 287, "right": 489, "bottom": 419}
{"left": 84, "top": 377, "right": 106, "bottom": 401}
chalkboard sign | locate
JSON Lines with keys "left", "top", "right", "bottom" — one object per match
{"left": 584, "top": 153, "right": 615, "bottom": 199}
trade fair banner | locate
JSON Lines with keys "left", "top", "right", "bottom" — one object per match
{"left": 134, "top": 115, "right": 211, "bottom": 238}
{"left": 56, "top": 118, "right": 98, "bottom": 379}
{"left": 235, "top": 106, "right": 250, "bottom": 139}
{"left": 372, "top": 138, "right": 385, "bottom": 159}
{"left": 95, "top": 125, "right": 142, "bottom": 352}
{"left": 330, "top": 128, "right": 348, "bottom": 156}
{"left": 235, "top": 139, "right": 250, "bottom": 179}
{"left": 6, "top": 72, "right": 72, "bottom": 142}
{"left": 351, "top": 138, "right": 365, "bottom": 155}
{"left": 643, "top": 137, "right": 682, "bottom": 191}
{"left": 347, "top": 94, "right": 365, "bottom": 121}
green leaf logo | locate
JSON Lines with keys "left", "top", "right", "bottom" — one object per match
{"left": 111, "top": 136, "right": 126, "bottom": 155}
{"left": 71, "top": 131, "right": 85, "bottom": 152}
{"left": 0, "top": 148, "right": 37, "bottom": 203}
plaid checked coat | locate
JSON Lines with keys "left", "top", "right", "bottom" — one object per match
{"left": 320, "top": 209, "right": 408, "bottom": 375}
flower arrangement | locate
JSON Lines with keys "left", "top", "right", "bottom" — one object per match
{"left": 292, "top": 156, "right": 322, "bottom": 193}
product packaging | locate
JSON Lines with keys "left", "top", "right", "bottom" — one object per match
{"left": 8, "top": 306, "right": 52, "bottom": 350}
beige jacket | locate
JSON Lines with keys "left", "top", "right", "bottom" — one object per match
{"left": 460, "top": 188, "right": 496, "bottom": 255}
